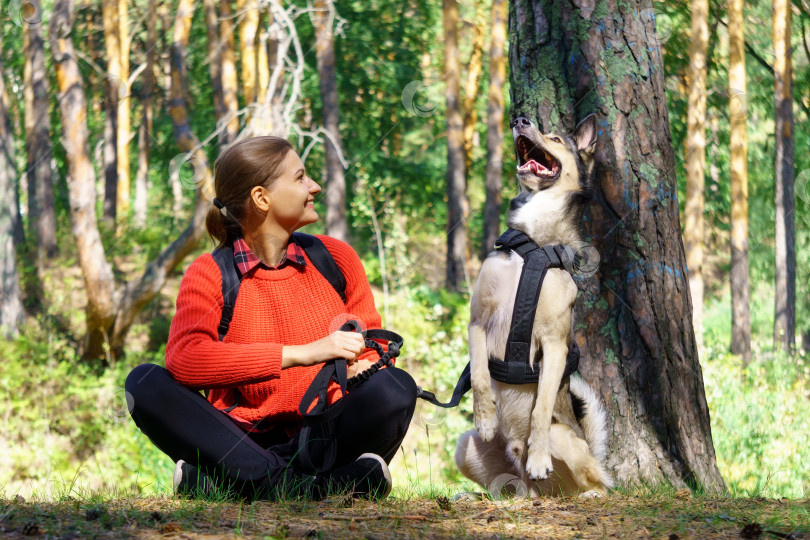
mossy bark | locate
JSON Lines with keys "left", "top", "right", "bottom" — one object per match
{"left": 509, "top": 0, "right": 725, "bottom": 491}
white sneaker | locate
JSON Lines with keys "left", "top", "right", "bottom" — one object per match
{"left": 325, "top": 453, "right": 392, "bottom": 499}
{"left": 173, "top": 460, "right": 213, "bottom": 496}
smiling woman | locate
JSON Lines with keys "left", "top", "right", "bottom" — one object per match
{"left": 123, "top": 136, "right": 418, "bottom": 502}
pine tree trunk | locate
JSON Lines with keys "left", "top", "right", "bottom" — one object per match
{"left": 509, "top": 0, "right": 725, "bottom": 491}
{"left": 50, "top": 0, "right": 117, "bottom": 359}
{"left": 237, "top": 0, "right": 259, "bottom": 105}
{"left": 256, "top": 8, "right": 270, "bottom": 113}
{"left": 462, "top": 0, "right": 486, "bottom": 176}
{"left": 24, "top": 1, "right": 58, "bottom": 263}
{"left": 134, "top": 0, "right": 157, "bottom": 228}
{"left": 0, "top": 37, "right": 25, "bottom": 337}
{"left": 482, "top": 0, "right": 507, "bottom": 260}
{"left": 205, "top": 0, "right": 229, "bottom": 137}
{"left": 102, "top": 0, "right": 120, "bottom": 224}
{"left": 312, "top": 0, "right": 348, "bottom": 242}
{"left": 728, "top": 0, "right": 751, "bottom": 364}
{"left": 444, "top": 0, "right": 468, "bottom": 292}
{"left": 117, "top": 0, "right": 131, "bottom": 219}
{"left": 220, "top": 0, "right": 239, "bottom": 146}
{"left": 773, "top": 0, "right": 795, "bottom": 351}
{"left": 684, "top": 0, "right": 709, "bottom": 349}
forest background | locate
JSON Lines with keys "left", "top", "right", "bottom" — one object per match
{"left": 0, "top": 0, "right": 808, "bottom": 501}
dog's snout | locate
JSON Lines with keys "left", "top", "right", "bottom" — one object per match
{"left": 511, "top": 117, "right": 533, "bottom": 129}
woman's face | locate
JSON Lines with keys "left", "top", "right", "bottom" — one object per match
{"left": 265, "top": 150, "right": 321, "bottom": 232}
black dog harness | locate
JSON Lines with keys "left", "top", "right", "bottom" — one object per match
{"left": 418, "top": 229, "right": 580, "bottom": 407}
{"left": 488, "top": 228, "right": 580, "bottom": 384}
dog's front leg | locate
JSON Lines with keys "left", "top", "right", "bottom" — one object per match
{"left": 525, "top": 340, "right": 568, "bottom": 479}
{"left": 470, "top": 322, "right": 498, "bottom": 441}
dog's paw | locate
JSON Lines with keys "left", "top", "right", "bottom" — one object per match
{"left": 525, "top": 451, "right": 553, "bottom": 480}
{"left": 475, "top": 414, "right": 498, "bottom": 441}
{"left": 578, "top": 489, "right": 606, "bottom": 499}
{"left": 474, "top": 406, "right": 498, "bottom": 441}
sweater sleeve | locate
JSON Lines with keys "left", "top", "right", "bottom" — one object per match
{"left": 164, "top": 253, "right": 283, "bottom": 389}
{"left": 317, "top": 236, "right": 390, "bottom": 364}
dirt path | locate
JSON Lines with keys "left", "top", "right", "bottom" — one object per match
{"left": 1, "top": 492, "right": 807, "bottom": 539}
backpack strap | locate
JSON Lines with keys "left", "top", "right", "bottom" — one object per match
{"left": 211, "top": 246, "right": 240, "bottom": 341}
{"left": 292, "top": 232, "right": 347, "bottom": 303}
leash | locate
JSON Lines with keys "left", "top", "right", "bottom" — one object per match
{"left": 296, "top": 320, "right": 404, "bottom": 472}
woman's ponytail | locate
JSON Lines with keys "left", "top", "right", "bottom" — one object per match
{"left": 205, "top": 205, "right": 228, "bottom": 248}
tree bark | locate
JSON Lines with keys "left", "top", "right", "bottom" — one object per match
{"left": 0, "top": 37, "right": 25, "bottom": 337}
{"left": 256, "top": 8, "right": 270, "bottom": 108}
{"left": 444, "top": 0, "right": 468, "bottom": 292}
{"left": 773, "top": 0, "right": 795, "bottom": 351}
{"left": 684, "top": 0, "right": 709, "bottom": 349}
{"left": 728, "top": 0, "right": 751, "bottom": 364}
{"left": 482, "top": 0, "right": 507, "bottom": 260}
{"left": 220, "top": 0, "right": 239, "bottom": 146}
{"left": 24, "top": 1, "right": 58, "bottom": 263}
{"left": 237, "top": 0, "right": 259, "bottom": 105}
{"left": 462, "top": 0, "right": 487, "bottom": 176}
{"left": 117, "top": 0, "right": 131, "bottom": 219}
{"left": 205, "top": 0, "right": 227, "bottom": 132}
{"left": 102, "top": 0, "right": 120, "bottom": 224}
{"left": 134, "top": 0, "right": 157, "bottom": 228}
{"left": 509, "top": 0, "right": 725, "bottom": 491}
{"left": 312, "top": 0, "right": 348, "bottom": 242}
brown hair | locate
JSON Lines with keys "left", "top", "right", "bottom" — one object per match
{"left": 205, "top": 136, "right": 295, "bottom": 248}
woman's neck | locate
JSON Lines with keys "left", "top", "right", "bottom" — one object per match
{"left": 242, "top": 223, "right": 291, "bottom": 267}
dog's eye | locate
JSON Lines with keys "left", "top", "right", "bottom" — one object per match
{"left": 549, "top": 136, "right": 562, "bottom": 143}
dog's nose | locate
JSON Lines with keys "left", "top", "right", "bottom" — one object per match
{"left": 511, "top": 117, "right": 533, "bottom": 129}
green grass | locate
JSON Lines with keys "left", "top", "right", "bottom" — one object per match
{"left": 1, "top": 280, "right": 808, "bottom": 502}
{"left": 701, "top": 287, "right": 810, "bottom": 499}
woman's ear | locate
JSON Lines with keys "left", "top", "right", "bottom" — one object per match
{"left": 250, "top": 185, "right": 271, "bottom": 213}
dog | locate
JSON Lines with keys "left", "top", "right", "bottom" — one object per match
{"left": 455, "top": 114, "right": 613, "bottom": 498}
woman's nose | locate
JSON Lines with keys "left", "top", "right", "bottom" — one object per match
{"left": 308, "top": 177, "right": 321, "bottom": 194}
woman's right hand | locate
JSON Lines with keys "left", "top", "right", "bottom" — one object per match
{"left": 281, "top": 331, "right": 366, "bottom": 368}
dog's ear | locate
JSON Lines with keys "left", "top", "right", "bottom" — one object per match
{"left": 573, "top": 114, "right": 598, "bottom": 155}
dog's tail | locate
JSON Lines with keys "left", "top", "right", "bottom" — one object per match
{"left": 570, "top": 375, "right": 612, "bottom": 485}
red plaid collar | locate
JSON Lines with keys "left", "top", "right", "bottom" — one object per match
{"left": 232, "top": 236, "right": 306, "bottom": 276}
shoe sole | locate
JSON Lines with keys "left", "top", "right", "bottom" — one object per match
{"left": 357, "top": 453, "right": 392, "bottom": 498}
{"left": 172, "top": 460, "right": 185, "bottom": 494}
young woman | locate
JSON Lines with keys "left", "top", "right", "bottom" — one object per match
{"left": 125, "top": 136, "right": 417, "bottom": 501}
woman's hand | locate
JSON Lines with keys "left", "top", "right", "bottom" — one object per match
{"left": 281, "top": 331, "right": 366, "bottom": 368}
{"left": 347, "top": 358, "right": 376, "bottom": 378}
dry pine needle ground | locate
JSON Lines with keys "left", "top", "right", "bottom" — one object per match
{"left": 1, "top": 490, "right": 808, "bottom": 539}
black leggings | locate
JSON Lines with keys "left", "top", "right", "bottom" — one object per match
{"left": 125, "top": 363, "right": 417, "bottom": 499}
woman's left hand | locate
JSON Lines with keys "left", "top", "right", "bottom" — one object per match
{"left": 347, "top": 357, "right": 376, "bottom": 378}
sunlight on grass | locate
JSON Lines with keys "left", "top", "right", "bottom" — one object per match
{"left": 1, "top": 283, "right": 808, "bottom": 502}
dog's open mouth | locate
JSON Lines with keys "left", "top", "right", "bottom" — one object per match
{"left": 515, "top": 135, "right": 560, "bottom": 180}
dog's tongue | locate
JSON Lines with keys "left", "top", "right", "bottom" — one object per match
{"left": 527, "top": 160, "right": 546, "bottom": 174}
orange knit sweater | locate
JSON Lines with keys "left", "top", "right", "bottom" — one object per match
{"left": 165, "top": 235, "right": 384, "bottom": 432}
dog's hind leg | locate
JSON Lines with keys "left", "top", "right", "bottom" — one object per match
{"left": 455, "top": 430, "right": 528, "bottom": 498}
{"left": 547, "top": 423, "right": 611, "bottom": 496}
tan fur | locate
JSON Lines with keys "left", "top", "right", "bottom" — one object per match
{"left": 458, "top": 115, "right": 612, "bottom": 497}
